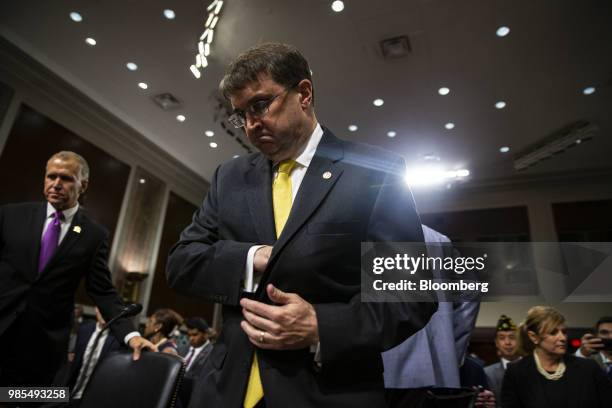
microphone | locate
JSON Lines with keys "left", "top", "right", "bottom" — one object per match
{"left": 102, "top": 303, "right": 142, "bottom": 330}
{"left": 72, "top": 303, "right": 143, "bottom": 399}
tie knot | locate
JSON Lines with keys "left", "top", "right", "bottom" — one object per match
{"left": 53, "top": 210, "right": 64, "bottom": 221}
{"left": 278, "top": 160, "right": 296, "bottom": 175}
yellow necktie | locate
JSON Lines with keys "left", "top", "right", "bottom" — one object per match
{"left": 243, "top": 160, "right": 296, "bottom": 408}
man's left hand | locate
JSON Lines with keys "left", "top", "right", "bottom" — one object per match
{"left": 474, "top": 388, "right": 496, "bottom": 408}
{"left": 240, "top": 284, "right": 319, "bottom": 350}
{"left": 128, "top": 336, "right": 158, "bottom": 360}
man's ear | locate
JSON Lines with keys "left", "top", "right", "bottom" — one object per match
{"left": 297, "top": 79, "right": 313, "bottom": 109}
{"left": 80, "top": 179, "right": 89, "bottom": 194}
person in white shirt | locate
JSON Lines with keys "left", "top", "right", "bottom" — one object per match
{"left": 179, "top": 317, "right": 213, "bottom": 407}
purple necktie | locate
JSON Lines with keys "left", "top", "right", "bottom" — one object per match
{"left": 38, "top": 210, "right": 62, "bottom": 273}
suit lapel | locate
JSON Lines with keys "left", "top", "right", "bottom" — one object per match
{"left": 246, "top": 155, "right": 276, "bottom": 245}
{"left": 266, "top": 130, "right": 344, "bottom": 270}
{"left": 26, "top": 203, "right": 47, "bottom": 280}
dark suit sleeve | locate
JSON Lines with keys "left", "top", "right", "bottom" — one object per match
{"left": 592, "top": 359, "right": 612, "bottom": 407}
{"left": 167, "top": 166, "right": 255, "bottom": 306}
{"left": 85, "top": 236, "right": 134, "bottom": 340}
{"left": 314, "top": 159, "right": 436, "bottom": 367}
{"left": 501, "top": 363, "right": 522, "bottom": 408}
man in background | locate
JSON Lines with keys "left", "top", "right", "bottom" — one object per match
{"left": 179, "top": 317, "right": 214, "bottom": 407}
{"left": 67, "top": 307, "right": 125, "bottom": 406}
{"left": 0, "top": 151, "right": 155, "bottom": 386}
{"left": 484, "top": 315, "right": 520, "bottom": 405}
{"left": 576, "top": 316, "right": 612, "bottom": 380}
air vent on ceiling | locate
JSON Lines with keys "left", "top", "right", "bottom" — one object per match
{"left": 379, "top": 35, "right": 412, "bottom": 59}
{"left": 513, "top": 120, "right": 598, "bottom": 171}
{"left": 152, "top": 93, "right": 182, "bottom": 111}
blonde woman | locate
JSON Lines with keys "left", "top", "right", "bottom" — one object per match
{"left": 501, "top": 306, "right": 612, "bottom": 407}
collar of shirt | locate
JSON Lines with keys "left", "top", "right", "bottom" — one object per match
{"left": 46, "top": 202, "right": 79, "bottom": 224}
{"left": 601, "top": 352, "right": 612, "bottom": 364}
{"left": 272, "top": 124, "right": 323, "bottom": 203}
{"left": 294, "top": 123, "right": 323, "bottom": 170}
{"left": 501, "top": 357, "right": 511, "bottom": 369}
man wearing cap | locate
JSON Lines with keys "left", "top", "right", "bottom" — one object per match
{"left": 485, "top": 315, "right": 520, "bottom": 405}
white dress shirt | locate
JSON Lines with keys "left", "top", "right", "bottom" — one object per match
{"left": 243, "top": 123, "right": 324, "bottom": 292}
{"left": 42, "top": 202, "right": 79, "bottom": 243}
{"left": 73, "top": 323, "right": 109, "bottom": 399}
{"left": 185, "top": 340, "right": 211, "bottom": 371}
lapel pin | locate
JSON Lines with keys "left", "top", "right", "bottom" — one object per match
{"left": 73, "top": 226, "right": 82, "bottom": 234}
{"left": 322, "top": 171, "right": 332, "bottom": 180}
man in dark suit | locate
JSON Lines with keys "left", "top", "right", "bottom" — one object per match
{"left": 576, "top": 316, "right": 612, "bottom": 379}
{"left": 67, "top": 307, "right": 125, "bottom": 405}
{"left": 179, "top": 317, "right": 214, "bottom": 407}
{"left": 0, "top": 151, "right": 155, "bottom": 387}
{"left": 167, "top": 43, "right": 436, "bottom": 408}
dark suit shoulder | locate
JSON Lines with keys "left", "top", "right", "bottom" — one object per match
{"left": 566, "top": 354, "right": 603, "bottom": 372}
{"left": 0, "top": 201, "right": 45, "bottom": 213}
{"left": 74, "top": 208, "right": 109, "bottom": 237}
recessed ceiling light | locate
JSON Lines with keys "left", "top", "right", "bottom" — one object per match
{"left": 85, "top": 37, "right": 97, "bottom": 46}
{"left": 496, "top": 26, "right": 510, "bottom": 37}
{"left": 575, "top": 139, "right": 582, "bottom": 144}
{"left": 163, "top": 9, "right": 176, "bottom": 20}
{"left": 205, "top": 130, "right": 214, "bottom": 137}
{"left": 210, "top": 142, "right": 218, "bottom": 148}
{"left": 495, "top": 101, "right": 507, "bottom": 109}
{"left": 445, "top": 122, "right": 455, "bottom": 130}
{"left": 373, "top": 98, "right": 384, "bottom": 107}
{"left": 331, "top": 1, "right": 345, "bottom": 12}
{"left": 348, "top": 125, "right": 358, "bottom": 132}
{"left": 69, "top": 12, "right": 82, "bottom": 22}
{"left": 582, "top": 86, "right": 596, "bottom": 95}
{"left": 126, "top": 62, "right": 138, "bottom": 71}
{"left": 139, "top": 178, "right": 146, "bottom": 184}
{"left": 387, "top": 131, "right": 396, "bottom": 138}
{"left": 233, "top": 154, "right": 240, "bottom": 159}
{"left": 176, "top": 114, "right": 186, "bottom": 122}
{"left": 138, "top": 82, "right": 148, "bottom": 90}
{"left": 438, "top": 87, "right": 450, "bottom": 96}
{"left": 500, "top": 146, "right": 510, "bottom": 153}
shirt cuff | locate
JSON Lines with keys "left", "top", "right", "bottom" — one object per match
{"left": 244, "top": 245, "right": 266, "bottom": 292}
{"left": 575, "top": 348, "right": 586, "bottom": 358}
{"left": 311, "top": 342, "right": 322, "bottom": 366}
{"left": 124, "top": 331, "right": 140, "bottom": 345}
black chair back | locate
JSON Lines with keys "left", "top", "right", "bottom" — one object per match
{"left": 79, "top": 351, "right": 184, "bottom": 408}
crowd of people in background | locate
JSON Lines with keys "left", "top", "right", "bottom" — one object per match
{"left": 58, "top": 304, "right": 611, "bottom": 408}
{"left": 64, "top": 305, "right": 216, "bottom": 407}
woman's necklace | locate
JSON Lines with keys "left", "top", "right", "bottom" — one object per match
{"left": 533, "top": 350, "right": 565, "bottom": 380}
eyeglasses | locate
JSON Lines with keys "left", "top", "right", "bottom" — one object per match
{"left": 228, "top": 88, "right": 291, "bottom": 128}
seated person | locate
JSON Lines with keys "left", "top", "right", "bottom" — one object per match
{"left": 143, "top": 308, "right": 183, "bottom": 355}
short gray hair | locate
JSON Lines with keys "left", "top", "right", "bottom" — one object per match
{"left": 47, "top": 151, "right": 90, "bottom": 180}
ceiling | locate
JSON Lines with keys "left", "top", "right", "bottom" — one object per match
{"left": 1, "top": 0, "right": 611, "bottom": 187}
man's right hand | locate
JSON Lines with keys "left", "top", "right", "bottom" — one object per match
{"left": 579, "top": 333, "right": 603, "bottom": 356}
{"left": 253, "top": 245, "right": 273, "bottom": 274}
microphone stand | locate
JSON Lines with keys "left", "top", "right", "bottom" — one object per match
{"left": 70, "top": 304, "right": 142, "bottom": 401}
